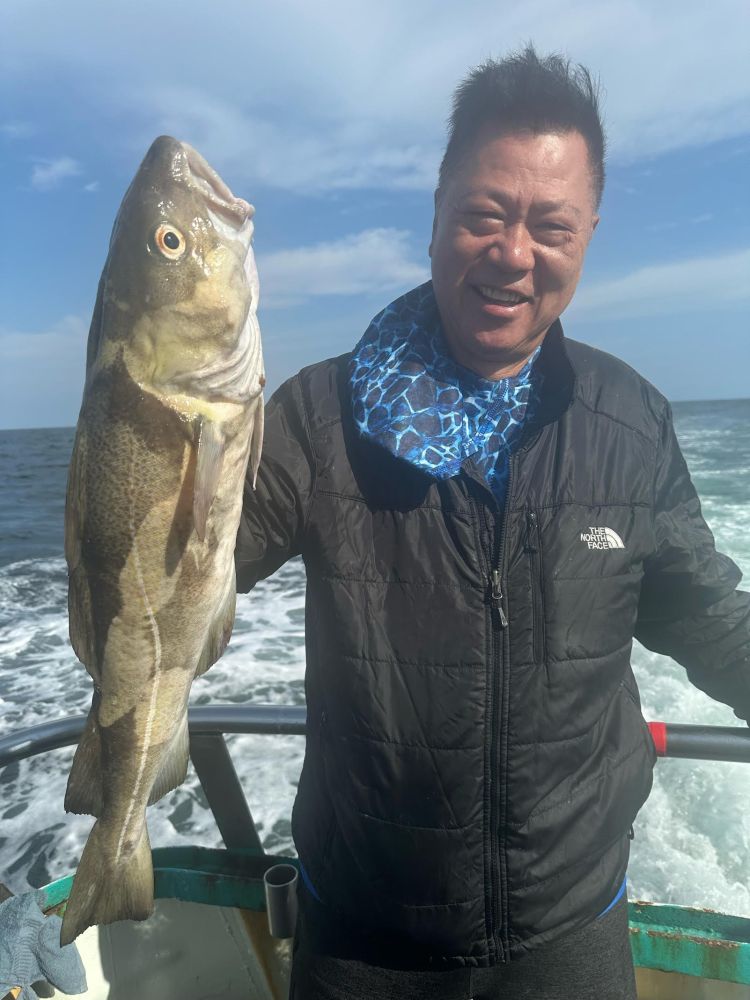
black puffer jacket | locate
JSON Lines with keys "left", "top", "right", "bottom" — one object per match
{"left": 235, "top": 321, "right": 750, "bottom": 968}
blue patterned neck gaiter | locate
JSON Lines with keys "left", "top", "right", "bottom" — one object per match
{"left": 349, "top": 282, "right": 542, "bottom": 505}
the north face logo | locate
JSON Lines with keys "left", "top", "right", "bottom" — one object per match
{"left": 580, "top": 526, "right": 625, "bottom": 550}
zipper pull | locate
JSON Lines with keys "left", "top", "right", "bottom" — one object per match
{"left": 491, "top": 570, "right": 508, "bottom": 628}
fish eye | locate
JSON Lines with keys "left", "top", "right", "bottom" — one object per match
{"left": 154, "top": 223, "right": 186, "bottom": 260}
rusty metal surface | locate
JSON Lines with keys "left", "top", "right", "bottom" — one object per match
{"left": 630, "top": 901, "right": 750, "bottom": 985}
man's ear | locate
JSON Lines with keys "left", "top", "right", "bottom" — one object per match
{"left": 591, "top": 214, "right": 600, "bottom": 234}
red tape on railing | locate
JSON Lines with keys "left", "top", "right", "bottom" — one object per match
{"left": 648, "top": 721, "right": 668, "bottom": 756}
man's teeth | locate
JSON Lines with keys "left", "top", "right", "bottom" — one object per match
{"left": 478, "top": 285, "right": 526, "bottom": 304}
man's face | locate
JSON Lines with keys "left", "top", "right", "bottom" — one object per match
{"left": 429, "top": 128, "right": 599, "bottom": 379}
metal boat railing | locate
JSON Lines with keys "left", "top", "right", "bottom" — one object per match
{"left": 1, "top": 709, "right": 750, "bottom": 852}
{"left": 4, "top": 709, "right": 750, "bottom": 988}
{"left": 0, "top": 706, "right": 306, "bottom": 854}
{"left": 647, "top": 720, "right": 750, "bottom": 761}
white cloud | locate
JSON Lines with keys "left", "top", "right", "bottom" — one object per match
{"left": 83, "top": 180, "right": 99, "bottom": 192}
{"left": 30, "top": 156, "right": 82, "bottom": 191}
{"left": 257, "top": 228, "right": 429, "bottom": 308}
{"left": 568, "top": 247, "right": 750, "bottom": 322}
{"left": 3, "top": 0, "right": 749, "bottom": 192}
{"left": 132, "top": 88, "right": 440, "bottom": 194}
{"left": 1, "top": 120, "right": 35, "bottom": 139}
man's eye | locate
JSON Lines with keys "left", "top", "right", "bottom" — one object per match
{"left": 465, "top": 213, "right": 504, "bottom": 232}
{"left": 536, "top": 223, "right": 573, "bottom": 243}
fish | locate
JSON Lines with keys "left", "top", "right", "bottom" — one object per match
{"left": 59, "top": 136, "right": 264, "bottom": 945}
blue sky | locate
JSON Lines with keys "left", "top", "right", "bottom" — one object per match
{"left": 1, "top": 0, "right": 749, "bottom": 429}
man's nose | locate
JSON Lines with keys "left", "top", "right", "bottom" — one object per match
{"left": 487, "top": 223, "right": 535, "bottom": 272}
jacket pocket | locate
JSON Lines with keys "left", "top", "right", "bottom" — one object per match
{"left": 525, "top": 509, "right": 546, "bottom": 666}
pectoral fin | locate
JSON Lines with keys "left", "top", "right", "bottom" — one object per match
{"left": 193, "top": 419, "right": 224, "bottom": 541}
{"left": 249, "top": 394, "right": 264, "bottom": 489}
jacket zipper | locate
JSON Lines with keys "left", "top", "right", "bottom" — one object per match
{"left": 487, "top": 460, "right": 513, "bottom": 963}
{"left": 490, "top": 569, "right": 508, "bottom": 627}
{"left": 485, "top": 521, "right": 503, "bottom": 964}
{"left": 525, "top": 509, "right": 545, "bottom": 665}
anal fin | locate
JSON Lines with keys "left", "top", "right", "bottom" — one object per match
{"left": 147, "top": 710, "right": 190, "bottom": 806}
{"left": 195, "top": 575, "right": 236, "bottom": 678}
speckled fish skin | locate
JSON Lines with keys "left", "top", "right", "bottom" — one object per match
{"left": 60, "top": 136, "right": 264, "bottom": 946}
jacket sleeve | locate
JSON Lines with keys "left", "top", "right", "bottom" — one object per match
{"left": 234, "top": 374, "right": 316, "bottom": 593}
{"left": 635, "top": 402, "right": 750, "bottom": 720}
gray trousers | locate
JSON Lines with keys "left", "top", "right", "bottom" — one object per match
{"left": 289, "top": 894, "right": 637, "bottom": 1000}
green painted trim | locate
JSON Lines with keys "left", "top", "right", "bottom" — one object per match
{"left": 629, "top": 901, "right": 750, "bottom": 985}
{"left": 40, "top": 873, "right": 74, "bottom": 910}
{"left": 153, "top": 847, "right": 299, "bottom": 911}
{"left": 39, "top": 847, "right": 298, "bottom": 915}
{"left": 40, "top": 851, "right": 750, "bottom": 985}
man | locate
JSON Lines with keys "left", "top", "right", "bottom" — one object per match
{"left": 235, "top": 47, "right": 750, "bottom": 999}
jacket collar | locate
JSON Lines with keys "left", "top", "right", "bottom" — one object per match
{"left": 522, "top": 318, "right": 577, "bottom": 434}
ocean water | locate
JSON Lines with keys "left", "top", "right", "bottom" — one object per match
{"left": 1, "top": 401, "right": 749, "bottom": 916}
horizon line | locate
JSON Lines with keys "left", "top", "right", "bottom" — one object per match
{"left": 3, "top": 395, "right": 750, "bottom": 434}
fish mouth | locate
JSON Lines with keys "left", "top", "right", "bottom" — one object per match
{"left": 180, "top": 141, "right": 254, "bottom": 242}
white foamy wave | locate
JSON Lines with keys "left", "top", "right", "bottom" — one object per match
{"left": 630, "top": 640, "right": 750, "bottom": 914}
{"left": 191, "top": 558, "right": 307, "bottom": 706}
{"left": 0, "top": 555, "right": 307, "bottom": 893}
{"left": 630, "top": 414, "right": 750, "bottom": 916}
{"left": 0, "top": 558, "right": 68, "bottom": 612}
{"left": 0, "top": 558, "right": 87, "bottom": 737}
{"left": 629, "top": 759, "right": 750, "bottom": 915}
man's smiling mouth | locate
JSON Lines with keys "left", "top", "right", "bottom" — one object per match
{"left": 475, "top": 284, "right": 530, "bottom": 305}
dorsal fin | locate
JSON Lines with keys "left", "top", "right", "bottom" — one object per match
{"left": 84, "top": 272, "right": 107, "bottom": 378}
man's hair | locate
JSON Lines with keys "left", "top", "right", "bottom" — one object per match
{"left": 438, "top": 45, "right": 606, "bottom": 208}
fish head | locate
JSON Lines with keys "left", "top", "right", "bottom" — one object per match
{"left": 99, "top": 135, "right": 263, "bottom": 402}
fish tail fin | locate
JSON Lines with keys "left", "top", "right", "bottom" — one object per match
{"left": 65, "top": 696, "right": 103, "bottom": 816}
{"left": 59, "top": 820, "right": 154, "bottom": 946}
